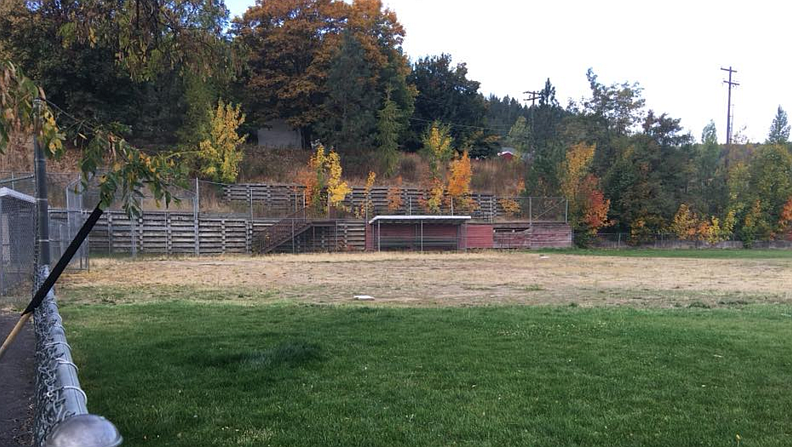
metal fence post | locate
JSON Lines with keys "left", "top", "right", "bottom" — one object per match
{"left": 529, "top": 197, "right": 533, "bottom": 226}
{"left": 0, "top": 197, "right": 4, "bottom": 294}
{"left": 130, "top": 217, "right": 137, "bottom": 258}
{"left": 248, "top": 184, "right": 253, "bottom": 220}
{"left": 194, "top": 178, "right": 200, "bottom": 256}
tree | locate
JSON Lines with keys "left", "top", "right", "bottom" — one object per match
{"left": 234, "top": 0, "right": 413, "bottom": 149}
{"left": 24, "top": 0, "right": 232, "bottom": 81}
{"left": 377, "top": 89, "right": 402, "bottom": 176}
{"left": 197, "top": 100, "right": 247, "bottom": 183}
{"left": 694, "top": 120, "right": 726, "bottom": 216}
{"left": 303, "top": 142, "right": 351, "bottom": 213}
{"left": 698, "top": 121, "right": 720, "bottom": 179}
{"left": 583, "top": 69, "right": 645, "bottom": 137}
{"left": 446, "top": 151, "right": 475, "bottom": 212}
{"left": 0, "top": 0, "right": 233, "bottom": 146}
{"left": 767, "top": 106, "right": 790, "bottom": 144}
{"left": 0, "top": 60, "right": 177, "bottom": 214}
{"left": 485, "top": 95, "right": 529, "bottom": 139}
{"left": 234, "top": 0, "right": 346, "bottom": 137}
{"left": 408, "top": 54, "right": 488, "bottom": 151}
{"left": 421, "top": 122, "right": 454, "bottom": 180}
{"left": 558, "top": 142, "right": 611, "bottom": 244}
{"left": 318, "top": 30, "right": 379, "bottom": 155}
{"left": 386, "top": 176, "right": 404, "bottom": 212}
{"left": 506, "top": 116, "right": 531, "bottom": 159}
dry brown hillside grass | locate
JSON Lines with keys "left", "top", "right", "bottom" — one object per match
{"left": 239, "top": 145, "right": 525, "bottom": 193}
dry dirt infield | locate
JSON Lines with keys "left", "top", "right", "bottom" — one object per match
{"left": 59, "top": 252, "right": 792, "bottom": 308}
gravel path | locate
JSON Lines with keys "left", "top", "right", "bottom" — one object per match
{"left": 0, "top": 311, "right": 35, "bottom": 447}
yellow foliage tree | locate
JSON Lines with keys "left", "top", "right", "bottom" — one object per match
{"left": 670, "top": 204, "right": 699, "bottom": 240}
{"left": 197, "top": 100, "right": 246, "bottom": 183}
{"left": 559, "top": 142, "right": 595, "bottom": 206}
{"left": 302, "top": 142, "right": 351, "bottom": 214}
{"left": 424, "top": 177, "right": 445, "bottom": 214}
{"left": 356, "top": 171, "right": 376, "bottom": 218}
{"left": 671, "top": 204, "right": 734, "bottom": 243}
{"left": 446, "top": 151, "right": 476, "bottom": 212}
{"left": 422, "top": 122, "right": 453, "bottom": 180}
{"left": 325, "top": 148, "right": 351, "bottom": 212}
{"left": 303, "top": 144, "right": 327, "bottom": 210}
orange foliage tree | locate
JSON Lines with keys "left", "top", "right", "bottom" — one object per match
{"left": 386, "top": 176, "right": 404, "bottom": 212}
{"left": 670, "top": 204, "right": 734, "bottom": 244}
{"left": 777, "top": 197, "right": 792, "bottom": 240}
{"left": 446, "top": 151, "right": 476, "bottom": 212}
{"left": 558, "top": 143, "right": 611, "bottom": 244}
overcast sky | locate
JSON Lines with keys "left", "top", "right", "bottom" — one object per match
{"left": 226, "top": 0, "right": 791, "bottom": 143}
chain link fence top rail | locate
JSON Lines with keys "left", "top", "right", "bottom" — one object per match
{"left": 32, "top": 266, "right": 89, "bottom": 446}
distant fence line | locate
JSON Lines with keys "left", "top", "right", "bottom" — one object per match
{"left": 587, "top": 232, "right": 792, "bottom": 249}
{"left": 82, "top": 210, "right": 367, "bottom": 255}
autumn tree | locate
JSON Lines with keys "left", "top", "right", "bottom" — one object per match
{"left": 303, "top": 142, "right": 352, "bottom": 214}
{"left": 196, "top": 101, "right": 247, "bottom": 183}
{"left": 234, "top": 0, "right": 413, "bottom": 149}
{"left": 234, "top": 0, "right": 345, "bottom": 137}
{"left": 419, "top": 122, "right": 453, "bottom": 213}
{"left": 386, "top": 176, "right": 404, "bottom": 212}
{"left": 421, "top": 122, "right": 454, "bottom": 179}
{"left": 446, "top": 151, "right": 476, "bottom": 212}
{"left": 777, "top": 197, "right": 792, "bottom": 240}
{"left": 356, "top": 171, "right": 377, "bottom": 218}
{"left": 559, "top": 142, "right": 611, "bottom": 245}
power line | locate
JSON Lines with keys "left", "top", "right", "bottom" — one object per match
{"left": 407, "top": 117, "right": 513, "bottom": 134}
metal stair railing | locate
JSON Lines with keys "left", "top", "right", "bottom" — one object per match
{"left": 255, "top": 207, "right": 315, "bottom": 254}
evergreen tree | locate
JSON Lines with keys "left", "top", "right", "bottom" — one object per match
{"left": 407, "top": 54, "right": 488, "bottom": 151}
{"left": 767, "top": 106, "right": 790, "bottom": 144}
{"left": 506, "top": 116, "right": 532, "bottom": 158}
{"left": 377, "top": 89, "right": 402, "bottom": 176}
{"left": 317, "top": 30, "right": 379, "bottom": 156}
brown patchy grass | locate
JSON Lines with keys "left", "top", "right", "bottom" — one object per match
{"left": 58, "top": 251, "right": 792, "bottom": 308}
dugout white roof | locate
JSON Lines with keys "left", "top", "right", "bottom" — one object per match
{"left": 0, "top": 187, "right": 35, "bottom": 204}
{"left": 368, "top": 215, "right": 472, "bottom": 225}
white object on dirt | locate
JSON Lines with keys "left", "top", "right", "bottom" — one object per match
{"left": 354, "top": 295, "right": 375, "bottom": 301}
{"left": 539, "top": 255, "right": 550, "bottom": 259}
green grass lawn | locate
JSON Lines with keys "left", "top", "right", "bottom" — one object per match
{"left": 538, "top": 248, "right": 792, "bottom": 260}
{"left": 63, "top": 299, "right": 792, "bottom": 447}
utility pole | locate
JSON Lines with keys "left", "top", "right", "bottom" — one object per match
{"left": 523, "top": 90, "right": 540, "bottom": 108}
{"left": 523, "top": 90, "right": 541, "bottom": 153}
{"left": 721, "top": 66, "right": 739, "bottom": 145}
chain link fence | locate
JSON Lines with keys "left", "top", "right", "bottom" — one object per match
{"left": 0, "top": 169, "right": 118, "bottom": 445}
{"left": 0, "top": 186, "right": 37, "bottom": 307}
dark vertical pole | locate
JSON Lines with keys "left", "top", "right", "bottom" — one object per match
{"left": 721, "top": 67, "right": 739, "bottom": 145}
{"left": 33, "top": 99, "right": 50, "bottom": 268}
{"left": 726, "top": 69, "right": 732, "bottom": 144}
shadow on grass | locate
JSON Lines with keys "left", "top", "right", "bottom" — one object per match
{"left": 195, "top": 340, "right": 324, "bottom": 370}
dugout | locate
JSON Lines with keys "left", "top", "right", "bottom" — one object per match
{"left": 0, "top": 187, "right": 36, "bottom": 295}
{"left": 366, "top": 215, "right": 472, "bottom": 251}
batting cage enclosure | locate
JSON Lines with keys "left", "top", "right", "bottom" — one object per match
{"left": 0, "top": 187, "right": 36, "bottom": 299}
